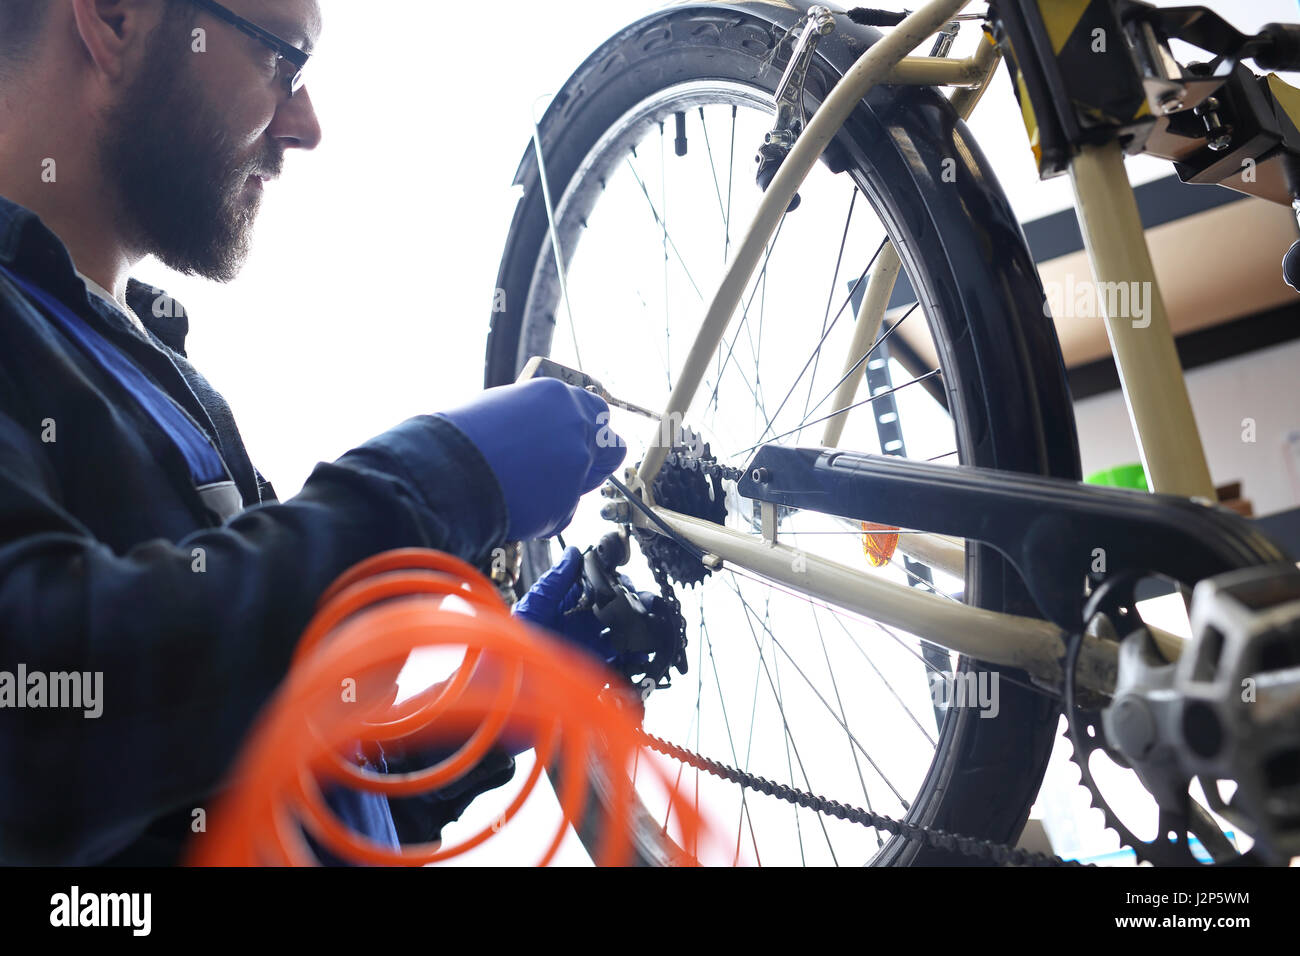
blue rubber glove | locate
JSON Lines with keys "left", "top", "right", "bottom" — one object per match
{"left": 513, "top": 548, "right": 666, "bottom": 679}
{"left": 512, "top": 546, "right": 607, "bottom": 657}
{"left": 436, "top": 379, "right": 626, "bottom": 541}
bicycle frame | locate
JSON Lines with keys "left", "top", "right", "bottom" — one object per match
{"left": 622, "top": 0, "right": 1225, "bottom": 695}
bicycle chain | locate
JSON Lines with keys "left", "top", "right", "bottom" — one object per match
{"left": 678, "top": 455, "right": 747, "bottom": 484}
{"left": 636, "top": 729, "right": 1082, "bottom": 866}
{"left": 648, "top": 556, "right": 690, "bottom": 681}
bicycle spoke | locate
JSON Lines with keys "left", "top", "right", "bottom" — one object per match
{"left": 660, "top": 123, "right": 672, "bottom": 390}
{"left": 728, "top": 579, "right": 837, "bottom": 863}
{"left": 531, "top": 112, "right": 584, "bottom": 370}
{"left": 725, "top": 105, "right": 736, "bottom": 264}
{"left": 749, "top": 237, "right": 887, "bottom": 449}
{"left": 800, "top": 187, "right": 859, "bottom": 425}
{"left": 754, "top": 260, "right": 768, "bottom": 393}
{"left": 625, "top": 153, "right": 705, "bottom": 301}
{"left": 698, "top": 107, "right": 731, "bottom": 246}
{"left": 777, "top": 526, "right": 942, "bottom": 749}
{"left": 633, "top": 284, "right": 675, "bottom": 391}
{"left": 733, "top": 368, "right": 942, "bottom": 457}
{"left": 798, "top": 302, "right": 921, "bottom": 433}
{"left": 705, "top": 213, "right": 789, "bottom": 415}
{"left": 661, "top": 678, "right": 700, "bottom": 836}
{"left": 770, "top": 626, "right": 808, "bottom": 866}
{"left": 693, "top": 617, "right": 703, "bottom": 860}
{"left": 727, "top": 573, "right": 909, "bottom": 809}
{"left": 821, "top": 608, "right": 937, "bottom": 748}
{"left": 810, "top": 603, "right": 882, "bottom": 846}
{"left": 700, "top": 617, "right": 762, "bottom": 865}
{"left": 736, "top": 617, "right": 769, "bottom": 864}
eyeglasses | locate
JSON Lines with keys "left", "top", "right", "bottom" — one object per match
{"left": 183, "top": 0, "right": 311, "bottom": 98}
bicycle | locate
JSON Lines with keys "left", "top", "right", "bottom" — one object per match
{"left": 485, "top": 0, "right": 1300, "bottom": 866}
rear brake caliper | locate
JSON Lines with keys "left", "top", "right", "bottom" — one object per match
{"left": 755, "top": 5, "right": 836, "bottom": 211}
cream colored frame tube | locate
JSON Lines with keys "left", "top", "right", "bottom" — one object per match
{"left": 819, "top": 243, "right": 902, "bottom": 447}
{"left": 1067, "top": 141, "right": 1216, "bottom": 499}
{"left": 885, "top": 54, "right": 988, "bottom": 87}
{"left": 897, "top": 532, "right": 966, "bottom": 580}
{"left": 636, "top": 506, "right": 1120, "bottom": 694}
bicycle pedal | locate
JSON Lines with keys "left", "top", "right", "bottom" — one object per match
{"left": 1183, "top": 564, "right": 1300, "bottom": 862}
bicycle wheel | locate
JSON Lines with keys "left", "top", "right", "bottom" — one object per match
{"left": 486, "top": 4, "right": 1082, "bottom": 866}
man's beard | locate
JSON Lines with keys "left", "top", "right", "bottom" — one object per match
{"left": 98, "top": 30, "right": 281, "bottom": 282}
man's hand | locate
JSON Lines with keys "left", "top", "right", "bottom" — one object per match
{"left": 512, "top": 546, "right": 609, "bottom": 658}
{"left": 513, "top": 547, "right": 669, "bottom": 679}
{"left": 436, "top": 379, "right": 625, "bottom": 542}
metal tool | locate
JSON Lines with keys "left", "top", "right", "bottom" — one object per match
{"left": 517, "top": 355, "right": 661, "bottom": 421}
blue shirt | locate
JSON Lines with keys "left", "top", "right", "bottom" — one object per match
{"left": 0, "top": 195, "right": 515, "bottom": 865}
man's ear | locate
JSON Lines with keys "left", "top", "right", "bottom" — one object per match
{"left": 68, "top": 0, "right": 162, "bottom": 83}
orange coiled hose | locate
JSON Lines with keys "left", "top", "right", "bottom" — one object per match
{"left": 187, "top": 549, "right": 709, "bottom": 866}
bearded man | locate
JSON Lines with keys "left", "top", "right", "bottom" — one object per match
{"left": 0, "top": 0, "right": 623, "bottom": 865}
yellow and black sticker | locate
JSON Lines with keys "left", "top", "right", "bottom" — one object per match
{"left": 1268, "top": 73, "right": 1300, "bottom": 130}
{"left": 1037, "top": 0, "right": 1148, "bottom": 127}
{"left": 1039, "top": 0, "right": 1092, "bottom": 55}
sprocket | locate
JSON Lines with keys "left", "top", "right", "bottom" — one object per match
{"left": 1063, "top": 573, "right": 1245, "bottom": 865}
{"left": 632, "top": 430, "right": 728, "bottom": 587}
{"left": 1063, "top": 695, "right": 1205, "bottom": 865}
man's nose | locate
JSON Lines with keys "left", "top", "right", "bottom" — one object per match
{"left": 269, "top": 87, "right": 323, "bottom": 151}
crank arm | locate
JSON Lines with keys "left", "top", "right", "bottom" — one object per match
{"left": 737, "top": 446, "right": 1293, "bottom": 632}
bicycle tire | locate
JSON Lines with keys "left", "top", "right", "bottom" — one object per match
{"left": 485, "top": 2, "right": 1082, "bottom": 866}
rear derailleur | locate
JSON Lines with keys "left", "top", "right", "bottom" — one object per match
{"left": 569, "top": 529, "right": 689, "bottom": 701}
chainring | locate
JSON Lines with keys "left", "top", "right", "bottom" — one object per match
{"left": 1063, "top": 574, "right": 1248, "bottom": 865}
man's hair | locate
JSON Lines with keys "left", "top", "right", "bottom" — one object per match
{"left": 0, "top": 0, "right": 51, "bottom": 71}
{"left": 0, "top": 1, "right": 192, "bottom": 78}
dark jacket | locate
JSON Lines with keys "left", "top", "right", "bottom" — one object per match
{"left": 0, "top": 195, "right": 514, "bottom": 865}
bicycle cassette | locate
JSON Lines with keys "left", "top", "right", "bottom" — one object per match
{"left": 632, "top": 429, "right": 728, "bottom": 588}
